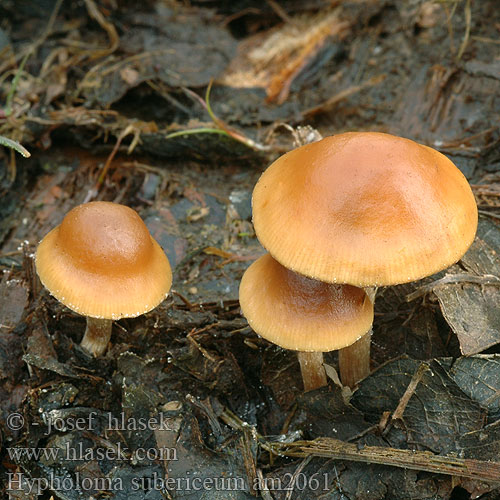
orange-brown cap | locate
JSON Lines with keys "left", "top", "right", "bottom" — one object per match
{"left": 35, "top": 201, "right": 172, "bottom": 319}
{"left": 239, "top": 253, "right": 373, "bottom": 351}
{"left": 252, "top": 132, "right": 478, "bottom": 286}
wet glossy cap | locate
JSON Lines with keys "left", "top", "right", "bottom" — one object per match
{"left": 239, "top": 253, "right": 373, "bottom": 351}
{"left": 35, "top": 201, "right": 172, "bottom": 319}
{"left": 252, "top": 132, "right": 478, "bottom": 286}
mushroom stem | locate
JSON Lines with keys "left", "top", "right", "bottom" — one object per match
{"left": 338, "top": 287, "right": 377, "bottom": 388}
{"left": 297, "top": 351, "right": 327, "bottom": 392}
{"left": 338, "top": 329, "right": 372, "bottom": 388}
{"left": 81, "top": 318, "right": 113, "bottom": 357}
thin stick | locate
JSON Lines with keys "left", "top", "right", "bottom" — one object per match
{"left": 381, "top": 362, "right": 430, "bottom": 435}
{"left": 302, "top": 75, "right": 385, "bottom": 119}
{"left": 84, "top": 124, "right": 136, "bottom": 202}
{"left": 220, "top": 408, "right": 500, "bottom": 483}
{"left": 456, "top": 0, "right": 472, "bottom": 61}
{"left": 265, "top": 437, "right": 500, "bottom": 483}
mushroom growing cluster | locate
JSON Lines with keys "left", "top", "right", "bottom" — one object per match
{"left": 35, "top": 201, "right": 172, "bottom": 356}
{"left": 241, "top": 131, "right": 478, "bottom": 389}
{"left": 239, "top": 253, "right": 373, "bottom": 391}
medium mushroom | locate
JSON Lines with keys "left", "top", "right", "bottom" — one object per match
{"left": 252, "top": 132, "right": 478, "bottom": 387}
{"left": 35, "top": 201, "right": 172, "bottom": 356}
{"left": 239, "top": 253, "right": 373, "bottom": 391}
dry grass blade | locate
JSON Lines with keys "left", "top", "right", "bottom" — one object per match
{"left": 456, "top": 0, "right": 472, "bottom": 61}
{"left": 302, "top": 74, "right": 385, "bottom": 118}
{"left": 0, "top": 135, "right": 30, "bottom": 157}
{"left": 381, "top": 362, "right": 430, "bottom": 435}
{"left": 83, "top": 124, "right": 140, "bottom": 202}
{"left": 180, "top": 82, "right": 271, "bottom": 152}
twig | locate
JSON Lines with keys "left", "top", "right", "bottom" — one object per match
{"left": 471, "top": 36, "right": 500, "bottom": 45}
{"left": 83, "top": 0, "right": 119, "bottom": 58}
{"left": 255, "top": 469, "right": 275, "bottom": 500}
{"left": 381, "top": 362, "right": 430, "bottom": 435}
{"left": 456, "top": 0, "right": 472, "bottom": 61}
{"left": 406, "top": 273, "right": 500, "bottom": 302}
{"left": 240, "top": 430, "right": 259, "bottom": 496}
{"left": 171, "top": 290, "right": 194, "bottom": 309}
{"left": 164, "top": 128, "right": 232, "bottom": 140}
{"left": 285, "top": 456, "right": 313, "bottom": 500}
{"left": 265, "top": 0, "right": 294, "bottom": 24}
{"left": 181, "top": 82, "right": 271, "bottom": 152}
{"left": 219, "top": 407, "right": 500, "bottom": 483}
{"left": 40, "top": 0, "right": 65, "bottom": 49}
{"left": 478, "top": 210, "right": 500, "bottom": 220}
{"left": 265, "top": 438, "right": 500, "bottom": 483}
{"left": 442, "top": 1, "right": 457, "bottom": 55}
{"left": 302, "top": 74, "right": 385, "bottom": 118}
{"left": 185, "top": 395, "right": 223, "bottom": 436}
{"left": 186, "top": 328, "right": 219, "bottom": 363}
{"left": 4, "top": 53, "right": 29, "bottom": 117}
{"left": 83, "top": 124, "right": 137, "bottom": 202}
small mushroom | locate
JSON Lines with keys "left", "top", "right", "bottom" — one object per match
{"left": 35, "top": 201, "right": 172, "bottom": 356}
{"left": 251, "top": 132, "right": 478, "bottom": 387}
{"left": 239, "top": 253, "right": 373, "bottom": 391}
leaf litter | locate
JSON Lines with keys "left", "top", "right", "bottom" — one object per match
{"left": 0, "top": 0, "right": 500, "bottom": 499}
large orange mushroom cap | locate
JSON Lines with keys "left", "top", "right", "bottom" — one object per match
{"left": 239, "top": 253, "right": 374, "bottom": 352}
{"left": 252, "top": 132, "right": 478, "bottom": 286}
{"left": 35, "top": 201, "right": 172, "bottom": 319}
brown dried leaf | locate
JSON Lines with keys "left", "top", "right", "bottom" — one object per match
{"left": 435, "top": 219, "right": 500, "bottom": 355}
{"left": 434, "top": 283, "right": 500, "bottom": 355}
{"left": 219, "top": 8, "right": 350, "bottom": 103}
{"left": 450, "top": 355, "right": 500, "bottom": 420}
{"left": 351, "top": 358, "right": 485, "bottom": 455}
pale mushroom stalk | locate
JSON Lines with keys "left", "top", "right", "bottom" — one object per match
{"left": 297, "top": 352, "right": 327, "bottom": 392}
{"left": 338, "top": 287, "right": 377, "bottom": 388}
{"left": 338, "top": 329, "right": 371, "bottom": 389}
{"left": 80, "top": 318, "right": 113, "bottom": 357}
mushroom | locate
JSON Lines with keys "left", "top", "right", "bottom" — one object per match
{"left": 35, "top": 201, "right": 172, "bottom": 356}
{"left": 251, "top": 132, "right": 477, "bottom": 387}
{"left": 239, "top": 253, "right": 373, "bottom": 391}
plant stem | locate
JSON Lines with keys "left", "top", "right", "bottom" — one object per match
{"left": 264, "top": 437, "right": 500, "bottom": 482}
{"left": 80, "top": 317, "right": 112, "bottom": 357}
{"left": 0, "top": 135, "right": 31, "bottom": 157}
{"left": 297, "top": 351, "right": 327, "bottom": 392}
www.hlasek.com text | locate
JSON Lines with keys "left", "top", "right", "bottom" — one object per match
{"left": 7, "top": 443, "right": 177, "bottom": 463}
